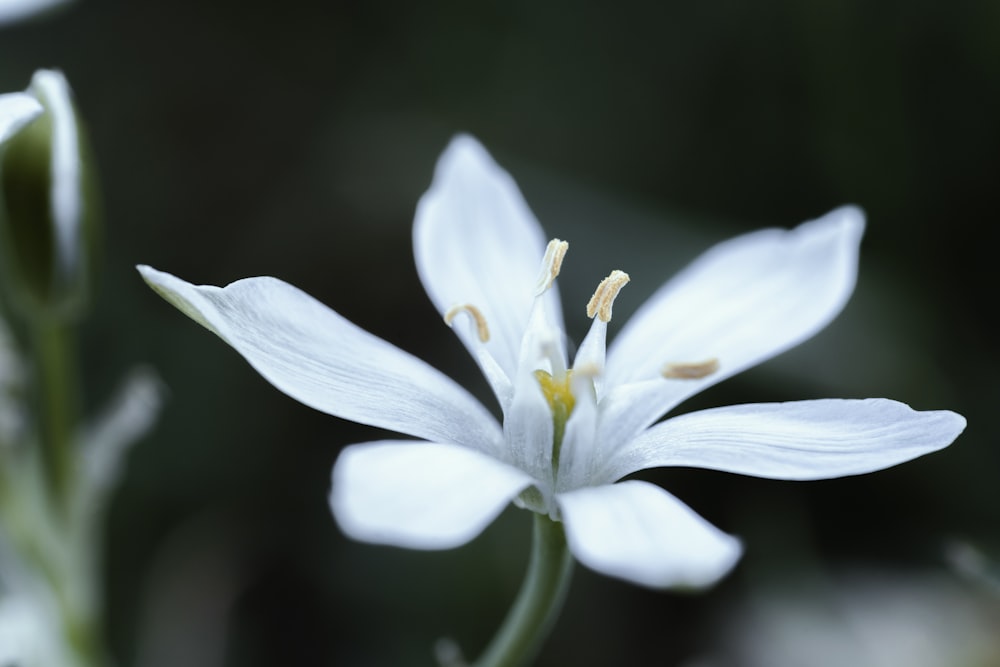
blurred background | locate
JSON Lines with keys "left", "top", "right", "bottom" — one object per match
{"left": 2, "top": 0, "right": 999, "bottom": 664}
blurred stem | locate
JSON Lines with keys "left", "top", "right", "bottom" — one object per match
{"left": 31, "top": 318, "right": 106, "bottom": 667}
{"left": 472, "top": 514, "right": 573, "bottom": 667}
{"left": 31, "top": 318, "right": 77, "bottom": 510}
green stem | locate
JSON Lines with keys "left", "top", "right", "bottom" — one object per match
{"left": 30, "top": 319, "right": 106, "bottom": 667}
{"left": 472, "top": 514, "right": 574, "bottom": 667}
{"left": 32, "top": 319, "right": 77, "bottom": 510}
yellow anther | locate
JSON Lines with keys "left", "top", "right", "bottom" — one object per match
{"left": 662, "top": 358, "right": 720, "bottom": 380}
{"left": 586, "top": 270, "right": 630, "bottom": 322}
{"left": 534, "top": 369, "right": 576, "bottom": 417}
{"left": 534, "top": 239, "right": 569, "bottom": 295}
{"left": 444, "top": 304, "right": 490, "bottom": 343}
{"left": 572, "top": 362, "right": 601, "bottom": 379}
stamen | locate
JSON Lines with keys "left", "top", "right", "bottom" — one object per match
{"left": 586, "top": 270, "right": 630, "bottom": 322}
{"left": 662, "top": 358, "right": 720, "bottom": 380}
{"left": 534, "top": 239, "right": 569, "bottom": 295}
{"left": 572, "top": 362, "right": 601, "bottom": 379}
{"left": 444, "top": 304, "right": 490, "bottom": 342}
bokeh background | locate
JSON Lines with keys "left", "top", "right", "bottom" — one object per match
{"left": 3, "top": 1, "right": 999, "bottom": 664}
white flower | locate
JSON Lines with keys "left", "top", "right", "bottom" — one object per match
{"left": 138, "top": 136, "right": 965, "bottom": 589}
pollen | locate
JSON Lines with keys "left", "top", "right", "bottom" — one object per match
{"left": 662, "top": 358, "right": 720, "bottom": 380}
{"left": 534, "top": 239, "right": 569, "bottom": 295}
{"left": 534, "top": 369, "right": 576, "bottom": 417}
{"left": 444, "top": 304, "right": 490, "bottom": 342}
{"left": 586, "top": 270, "right": 630, "bottom": 322}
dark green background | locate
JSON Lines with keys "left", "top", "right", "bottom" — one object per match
{"left": 2, "top": 0, "right": 997, "bottom": 664}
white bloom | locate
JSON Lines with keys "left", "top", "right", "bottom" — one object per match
{"left": 138, "top": 136, "right": 965, "bottom": 589}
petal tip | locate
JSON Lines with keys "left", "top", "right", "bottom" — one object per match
{"left": 432, "top": 133, "right": 497, "bottom": 184}
{"left": 645, "top": 531, "right": 744, "bottom": 591}
{"left": 800, "top": 204, "right": 867, "bottom": 245}
{"left": 830, "top": 204, "right": 867, "bottom": 238}
{"left": 930, "top": 408, "right": 968, "bottom": 447}
{"left": 135, "top": 263, "right": 156, "bottom": 279}
{"left": 136, "top": 264, "right": 180, "bottom": 293}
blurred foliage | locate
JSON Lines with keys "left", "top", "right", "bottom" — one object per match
{"left": 2, "top": 0, "right": 998, "bottom": 664}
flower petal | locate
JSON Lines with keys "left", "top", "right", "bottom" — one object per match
{"left": 28, "top": 70, "right": 84, "bottom": 281}
{"left": 138, "top": 266, "right": 503, "bottom": 454}
{"left": 554, "top": 371, "right": 599, "bottom": 492}
{"left": 602, "top": 207, "right": 865, "bottom": 446}
{"left": 413, "top": 135, "right": 563, "bottom": 390}
{"left": 603, "top": 398, "right": 966, "bottom": 483}
{"left": 0, "top": 92, "right": 42, "bottom": 145}
{"left": 331, "top": 440, "right": 535, "bottom": 549}
{"left": 558, "top": 480, "right": 742, "bottom": 589}
{"left": 504, "top": 361, "right": 555, "bottom": 487}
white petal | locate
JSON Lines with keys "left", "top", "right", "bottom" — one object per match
{"left": 0, "top": 0, "right": 70, "bottom": 25}
{"left": 603, "top": 207, "right": 865, "bottom": 444}
{"left": 604, "top": 399, "right": 966, "bottom": 483}
{"left": 331, "top": 440, "right": 535, "bottom": 549}
{"left": 554, "top": 371, "right": 599, "bottom": 492}
{"left": 504, "top": 360, "right": 555, "bottom": 486}
{"left": 28, "top": 70, "right": 83, "bottom": 281}
{"left": 414, "top": 135, "right": 563, "bottom": 389}
{"left": 138, "top": 266, "right": 503, "bottom": 454}
{"left": 0, "top": 92, "right": 42, "bottom": 145}
{"left": 558, "top": 480, "right": 742, "bottom": 589}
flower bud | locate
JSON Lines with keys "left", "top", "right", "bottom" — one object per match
{"left": 0, "top": 69, "right": 101, "bottom": 322}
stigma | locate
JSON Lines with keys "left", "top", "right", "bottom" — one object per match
{"left": 534, "top": 369, "right": 576, "bottom": 418}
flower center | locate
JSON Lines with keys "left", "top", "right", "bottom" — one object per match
{"left": 534, "top": 369, "right": 576, "bottom": 419}
{"left": 534, "top": 369, "right": 575, "bottom": 478}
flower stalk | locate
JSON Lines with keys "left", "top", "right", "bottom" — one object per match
{"left": 472, "top": 513, "right": 573, "bottom": 667}
{"left": 31, "top": 317, "right": 78, "bottom": 507}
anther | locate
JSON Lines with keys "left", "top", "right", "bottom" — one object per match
{"left": 586, "top": 270, "right": 630, "bottom": 322}
{"left": 534, "top": 239, "right": 569, "bottom": 295}
{"left": 662, "top": 358, "right": 720, "bottom": 379}
{"left": 444, "top": 304, "right": 490, "bottom": 342}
